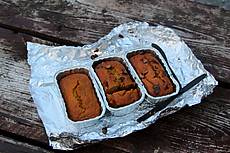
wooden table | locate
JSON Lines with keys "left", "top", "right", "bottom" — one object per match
{"left": 0, "top": 0, "right": 230, "bottom": 152}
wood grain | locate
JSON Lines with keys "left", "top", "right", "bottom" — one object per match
{"left": 0, "top": 27, "right": 52, "bottom": 142}
{"left": 0, "top": 26, "right": 230, "bottom": 152}
{"left": 0, "top": 0, "right": 230, "bottom": 152}
{"left": 0, "top": 135, "right": 52, "bottom": 153}
{"left": 0, "top": 0, "right": 229, "bottom": 83}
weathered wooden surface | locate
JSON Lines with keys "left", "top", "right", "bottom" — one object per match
{"left": 0, "top": 0, "right": 230, "bottom": 83}
{"left": 0, "top": 0, "right": 230, "bottom": 152}
{"left": 0, "top": 27, "right": 52, "bottom": 142}
{"left": 0, "top": 135, "right": 51, "bottom": 153}
{"left": 0, "top": 26, "right": 230, "bottom": 152}
{"left": 194, "top": 0, "right": 230, "bottom": 10}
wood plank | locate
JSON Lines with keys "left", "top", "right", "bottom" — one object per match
{"left": 0, "top": 0, "right": 229, "bottom": 82}
{"left": 0, "top": 135, "right": 128, "bottom": 153}
{"left": 0, "top": 27, "right": 52, "bottom": 142}
{"left": 0, "top": 27, "right": 230, "bottom": 152}
{"left": 192, "top": 0, "right": 230, "bottom": 10}
{"left": 0, "top": 135, "right": 52, "bottom": 153}
{"left": 66, "top": 144, "right": 128, "bottom": 153}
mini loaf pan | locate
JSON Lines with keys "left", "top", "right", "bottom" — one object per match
{"left": 54, "top": 66, "right": 106, "bottom": 126}
{"left": 124, "top": 48, "right": 180, "bottom": 103}
{"left": 91, "top": 56, "right": 145, "bottom": 116}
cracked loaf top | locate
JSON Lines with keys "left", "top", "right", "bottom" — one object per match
{"left": 94, "top": 58, "right": 141, "bottom": 108}
{"left": 128, "top": 50, "right": 175, "bottom": 97}
{"left": 58, "top": 69, "right": 102, "bottom": 121}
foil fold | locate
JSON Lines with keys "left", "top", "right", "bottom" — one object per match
{"left": 27, "top": 21, "right": 218, "bottom": 150}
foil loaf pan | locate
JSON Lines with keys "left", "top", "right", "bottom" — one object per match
{"left": 27, "top": 22, "right": 218, "bottom": 150}
{"left": 54, "top": 66, "right": 106, "bottom": 126}
{"left": 124, "top": 48, "right": 180, "bottom": 103}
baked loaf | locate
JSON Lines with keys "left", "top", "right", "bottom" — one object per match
{"left": 58, "top": 70, "right": 101, "bottom": 121}
{"left": 94, "top": 59, "right": 141, "bottom": 108}
{"left": 128, "top": 50, "right": 175, "bottom": 97}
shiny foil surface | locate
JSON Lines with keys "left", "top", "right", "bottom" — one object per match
{"left": 27, "top": 22, "right": 218, "bottom": 150}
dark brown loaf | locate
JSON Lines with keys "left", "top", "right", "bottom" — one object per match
{"left": 128, "top": 50, "right": 175, "bottom": 97}
{"left": 94, "top": 59, "right": 141, "bottom": 108}
{"left": 58, "top": 70, "right": 101, "bottom": 121}
{"left": 107, "top": 89, "right": 141, "bottom": 107}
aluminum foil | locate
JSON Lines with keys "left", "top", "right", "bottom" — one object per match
{"left": 27, "top": 22, "right": 218, "bottom": 150}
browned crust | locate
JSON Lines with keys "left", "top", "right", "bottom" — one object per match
{"left": 128, "top": 50, "right": 175, "bottom": 97}
{"left": 94, "top": 58, "right": 141, "bottom": 108}
{"left": 57, "top": 69, "right": 101, "bottom": 121}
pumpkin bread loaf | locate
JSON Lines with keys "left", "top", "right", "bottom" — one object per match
{"left": 128, "top": 50, "right": 175, "bottom": 97}
{"left": 58, "top": 70, "right": 101, "bottom": 121}
{"left": 94, "top": 59, "right": 141, "bottom": 108}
